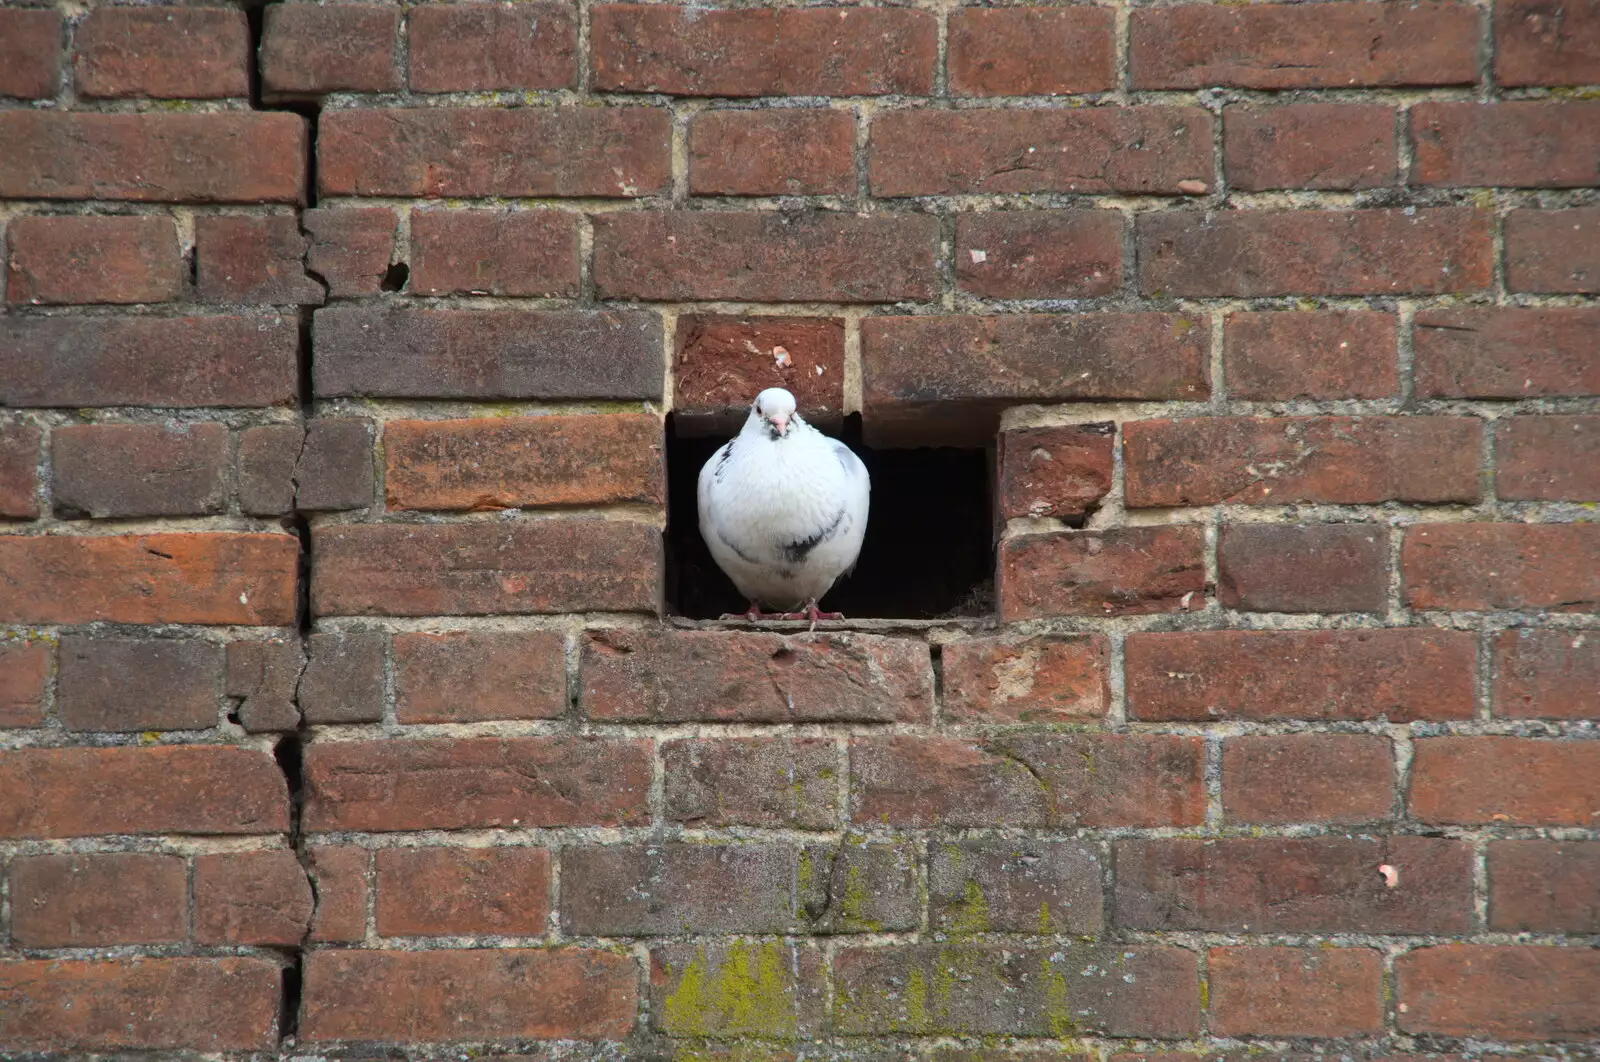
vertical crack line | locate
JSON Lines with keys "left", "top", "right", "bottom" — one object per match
{"left": 244, "top": 2, "right": 266, "bottom": 111}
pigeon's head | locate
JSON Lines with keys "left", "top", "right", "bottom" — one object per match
{"left": 752, "top": 387, "right": 798, "bottom": 440}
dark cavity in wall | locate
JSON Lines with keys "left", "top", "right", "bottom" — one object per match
{"left": 666, "top": 413, "right": 994, "bottom": 620}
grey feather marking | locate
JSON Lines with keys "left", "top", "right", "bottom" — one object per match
{"left": 716, "top": 526, "right": 761, "bottom": 566}
{"left": 780, "top": 508, "right": 846, "bottom": 564}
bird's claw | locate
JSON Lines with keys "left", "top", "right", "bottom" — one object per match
{"left": 722, "top": 601, "right": 845, "bottom": 630}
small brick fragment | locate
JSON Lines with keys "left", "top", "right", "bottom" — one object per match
{"left": 260, "top": 3, "right": 399, "bottom": 94}
{"left": 1410, "top": 737, "right": 1600, "bottom": 827}
{"left": 1496, "top": 415, "right": 1600, "bottom": 501}
{"left": 999, "top": 526, "right": 1206, "bottom": 620}
{"left": 0, "top": 639, "right": 50, "bottom": 728}
{"left": 947, "top": 7, "right": 1114, "bottom": 96}
{"left": 9, "top": 852, "right": 188, "bottom": 946}
{"left": 1489, "top": 840, "right": 1600, "bottom": 932}
{"left": 74, "top": 6, "right": 249, "bottom": 99}
{"left": 237, "top": 424, "right": 302, "bottom": 517}
{"left": 6, "top": 215, "right": 181, "bottom": 305}
{"left": 1218, "top": 523, "right": 1389, "bottom": 613}
{"left": 0, "top": 423, "right": 40, "bottom": 518}
{"left": 0, "top": 9, "right": 62, "bottom": 99}
{"left": 663, "top": 737, "right": 839, "bottom": 829}
{"left": 395, "top": 631, "right": 566, "bottom": 723}
{"left": 408, "top": 2, "right": 576, "bottom": 92}
{"left": 1223, "top": 734, "right": 1394, "bottom": 825}
{"left": 1507, "top": 207, "right": 1600, "bottom": 293}
{"left": 1403, "top": 523, "right": 1600, "bottom": 611}
{"left": 225, "top": 637, "right": 303, "bottom": 731}
{"left": 956, "top": 211, "right": 1123, "bottom": 298}
{"left": 651, "top": 942, "right": 825, "bottom": 1038}
{"left": 1397, "top": 945, "right": 1600, "bottom": 1040}
{"left": 1495, "top": 0, "right": 1600, "bottom": 86}
{"left": 1411, "top": 101, "right": 1600, "bottom": 187}
{"left": 294, "top": 419, "right": 373, "bottom": 511}
{"left": 1493, "top": 628, "right": 1599, "bottom": 720}
{"left": 194, "top": 850, "right": 313, "bottom": 946}
{"left": 303, "top": 207, "right": 397, "bottom": 297}
{"left": 376, "top": 846, "right": 550, "bottom": 937}
{"left": 929, "top": 840, "right": 1102, "bottom": 934}
{"left": 1413, "top": 307, "right": 1600, "bottom": 397}
{"left": 57, "top": 635, "right": 220, "bottom": 732}
{"left": 1225, "top": 311, "right": 1398, "bottom": 399}
{"left": 941, "top": 634, "right": 1109, "bottom": 723}
{"left": 997, "top": 423, "right": 1113, "bottom": 521}
{"left": 194, "top": 215, "right": 323, "bottom": 304}
{"left": 690, "top": 109, "right": 855, "bottom": 196}
{"left": 410, "top": 209, "right": 579, "bottom": 297}
{"left": 675, "top": 315, "right": 844, "bottom": 426}
{"left": 299, "top": 632, "right": 384, "bottom": 724}
{"left": 1225, "top": 104, "right": 1398, "bottom": 190}
{"left": 53, "top": 422, "right": 228, "bottom": 519}
{"left": 1208, "top": 947, "right": 1383, "bottom": 1037}
{"left": 308, "top": 845, "right": 369, "bottom": 943}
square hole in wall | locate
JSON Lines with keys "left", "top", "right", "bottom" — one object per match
{"left": 665, "top": 413, "right": 994, "bottom": 620}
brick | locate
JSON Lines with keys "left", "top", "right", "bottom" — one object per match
{"left": 948, "top": 7, "right": 1114, "bottom": 96}
{"left": 929, "top": 840, "right": 1102, "bottom": 935}
{"left": 941, "top": 634, "right": 1109, "bottom": 724}
{"left": 308, "top": 845, "right": 368, "bottom": 943}
{"left": 1507, "top": 207, "right": 1600, "bottom": 292}
{"left": 303, "top": 736, "right": 650, "bottom": 832}
{"left": 998, "top": 526, "right": 1206, "bottom": 620}
{"left": 956, "top": 211, "right": 1123, "bottom": 299}
{"left": 1218, "top": 523, "right": 1389, "bottom": 613}
{"left": 314, "top": 305, "right": 663, "bottom": 400}
{"left": 1411, "top": 101, "right": 1600, "bottom": 187}
{"left": 1128, "top": 629, "right": 1475, "bottom": 722}
{"left": 1209, "top": 948, "right": 1382, "bottom": 1037}
{"left": 870, "top": 107, "right": 1211, "bottom": 196}
{"left": 1490, "top": 841, "right": 1600, "bottom": 932}
{"left": 689, "top": 109, "right": 856, "bottom": 196}
{"left": 409, "top": 2, "right": 576, "bottom": 92}
{"left": 52, "top": 423, "right": 228, "bottom": 518}
{"left": 1494, "top": 628, "right": 1599, "bottom": 720}
{"left": 313, "top": 520, "right": 660, "bottom": 616}
{"left": 675, "top": 315, "right": 845, "bottom": 423}
{"left": 395, "top": 631, "right": 566, "bottom": 724}
{"left": 851, "top": 734, "right": 1204, "bottom": 829}
{"left": 319, "top": 107, "right": 668, "bottom": 197}
{"left": 652, "top": 941, "right": 825, "bottom": 1038}
{"left": 1225, "top": 104, "right": 1398, "bottom": 190}
{"left": 1115, "top": 837, "right": 1473, "bottom": 934}
{"left": 0, "top": 112, "right": 305, "bottom": 203}
{"left": 299, "top": 949, "right": 636, "bottom": 1042}
{"left": 0, "top": 958, "right": 280, "bottom": 1052}
{"left": 376, "top": 846, "right": 549, "bottom": 937}
{"left": 1497, "top": 415, "right": 1600, "bottom": 501}
{"left": 1413, "top": 307, "right": 1600, "bottom": 397}
{"left": 1139, "top": 208, "right": 1490, "bottom": 296}
{"left": 1495, "top": 0, "right": 1600, "bottom": 86}
{"left": 299, "top": 631, "right": 385, "bottom": 724}
{"left": 9, "top": 853, "right": 187, "bottom": 946}
{"left": 296, "top": 418, "right": 374, "bottom": 511}
{"left": 6, "top": 215, "right": 180, "bottom": 305}
{"left": 74, "top": 6, "right": 248, "bottom": 99}
{"left": 591, "top": 5, "right": 934, "bottom": 96}
{"left": 1225, "top": 311, "right": 1398, "bottom": 400}
{"left": 237, "top": 424, "right": 299, "bottom": 517}
{"left": 0, "top": 9, "right": 61, "bottom": 99}
{"left": 1130, "top": 2, "right": 1478, "bottom": 88}
{"left": 581, "top": 628, "right": 931, "bottom": 723}
{"left": 410, "top": 208, "right": 579, "bottom": 297}
{"left": 834, "top": 944, "right": 1199, "bottom": 1038}
{"left": 194, "top": 850, "right": 313, "bottom": 946}
{"left": 194, "top": 215, "right": 322, "bottom": 305}
{"left": 1403, "top": 523, "right": 1600, "bottom": 611}
{"left": 1223, "top": 734, "right": 1394, "bottom": 825}
{"left": 997, "top": 424, "right": 1113, "bottom": 522}
{"left": 260, "top": 3, "right": 398, "bottom": 94}
{"left": 57, "top": 635, "right": 220, "bottom": 732}
{"left": 1410, "top": 737, "right": 1600, "bottom": 827}
{"left": 0, "top": 423, "right": 40, "bottom": 518}
{"left": 663, "top": 737, "right": 839, "bottom": 829}
{"left": 0, "top": 746, "right": 288, "bottom": 837}
{"left": 0, "top": 315, "right": 298, "bottom": 407}
{"left": 1397, "top": 945, "right": 1600, "bottom": 1040}
{"left": 304, "top": 207, "right": 397, "bottom": 297}
{"left": 226, "top": 636, "right": 303, "bottom": 731}
{"left": 0, "top": 533, "right": 298, "bottom": 625}
{"left": 0, "top": 639, "right": 49, "bottom": 728}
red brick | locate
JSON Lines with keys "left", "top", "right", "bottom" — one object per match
{"left": 0, "top": 314, "right": 298, "bottom": 407}
{"left": 1404, "top": 523, "right": 1600, "bottom": 611}
{"left": 300, "top": 949, "right": 636, "bottom": 1042}
{"left": 1223, "top": 734, "right": 1394, "bottom": 825}
{"left": 1495, "top": 0, "right": 1600, "bottom": 86}
{"left": 395, "top": 631, "right": 566, "bottom": 724}
{"left": 1116, "top": 837, "right": 1473, "bottom": 934}
{"left": 581, "top": 628, "right": 931, "bottom": 723}
{"left": 689, "top": 109, "right": 855, "bottom": 196}
{"left": 0, "top": 957, "right": 280, "bottom": 1052}
{"left": 194, "top": 215, "right": 322, "bottom": 305}
{"left": 74, "top": 6, "right": 248, "bottom": 99}
{"left": 260, "top": 3, "right": 398, "bottom": 94}
{"left": 1411, "top": 101, "right": 1600, "bottom": 187}
{"left": 941, "top": 634, "right": 1109, "bottom": 724}
{"left": 9, "top": 853, "right": 187, "bottom": 946}
{"left": 948, "top": 7, "right": 1114, "bottom": 96}
{"left": 1225, "top": 311, "right": 1398, "bottom": 400}
{"left": 663, "top": 737, "right": 839, "bottom": 829}
{"left": 409, "top": 2, "right": 576, "bottom": 92}
{"left": 298, "top": 631, "right": 384, "bottom": 725}
{"left": 1397, "top": 945, "right": 1600, "bottom": 1040}
{"left": 0, "top": 746, "right": 288, "bottom": 838}
{"left": 1130, "top": 2, "right": 1478, "bottom": 88}
{"left": 410, "top": 208, "right": 578, "bottom": 297}
{"left": 999, "top": 526, "right": 1206, "bottom": 620}
{"left": 312, "top": 520, "right": 660, "bottom": 616}
{"left": 1128, "top": 629, "right": 1475, "bottom": 722}
{"left": 1507, "top": 207, "right": 1600, "bottom": 293}
{"left": 303, "top": 736, "right": 651, "bottom": 832}
{"left": 1209, "top": 948, "right": 1382, "bottom": 1037}
{"left": 851, "top": 734, "right": 1204, "bottom": 829}
{"left": 674, "top": 315, "right": 845, "bottom": 424}
{"left": 1490, "top": 840, "right": 1600, "bottom": 932}
{"left": 0, "top": 9, "right": 62, "bottom": 99}
{"left": 956, "top": 211, "right": 1123, "bottom": 298}
{"left": 1413, "top": 307, "right": 1600, "bottom": 397}
{"left": 870, "top": 107, "right": 1212, "bottom": 196}
{"left": 0, "top": 639, "right": 49, "bottom": 728}
{"left": 226, "top": 636, "right": 303, "bottom": 731}
{"left": 53, "top": 423, "right": 228, "bottom": 519}
{"left": 1494, "top": 628, "right": 1599, "bottom": 719}
{"left": 1139, "top": 208, "right": 1491, "bottom": 296}
{"left": 194, "top": 850, "right": 313, "bottom": 946}
{"left": 0, "top": 112, "right": 305, "bottom": 203}
{"left": 6, "top": 215, "right": 180, "bottom": 305}
{"left": 235, "top": 423, "right": 297, "bottom": 512}
{"left": 1411, "top": 737, "right": 1600, "bottom": 827}
{"left": 1218, "top": 523, "right": 1389, "bottom": 613}
{"left": 304, "top": 207, "right": 397, "bottom": 297}
{"left": 376, "top": 846, "right": 549, "bottom": 937}
{"left": 57, "top": 634, "right": 220, "bottom": 732}
{"left": 308, "top": 845, "right": 368, "bottom": 943}
{"left": 296, "top": 418, "right": 374, "bottom": 512}
{"left": 0, "top": 533, "right": 298, "bottom": 625}
{"left": 319, "top": 107, "right": 669, "bottom": 198}
{"left": 1497, "top": 415, "right": 1600, "bottom": 501}
{"left": 997, "top": 424, "right": 1113, "bottom": 522}
{"left": 652, "top": 941, "right": 826, "bottom": 1037}
{"left": 929, "top": 839, "right": 1103, "bottom": 934}
{"left": 591, "top": 5, "right": 934, "bottom": 96}
{"left": 1225, "top": 104, "right": 1398, "bottom": 190}
{"left": 0, "top": 424, "right": 40, "bottom": 518}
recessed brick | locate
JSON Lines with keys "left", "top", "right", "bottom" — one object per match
{"left": 1411, "top": 101, "right": 1600, "bottom": 187}
{"left": 9, "top": 853, "right": 188, "bottom": 946}
{"left": 663, "top": 737, "right": 839, "bottom": 830}
{"left": 298, "top": 631, "right": 384, "bottom": 724}
{"left": 689, "top": 109, "right": 856, "bottom": 196}
{"left": 1495, "top": 0, "right": 1600, "bottom": 86}
{"left": 260, "top": 3, "right": 399, "bottom": 94}
{"left": 1413, "top": 307, "right": 1600, "bottom": 397}
{"left": 1397, "top": 945, "right": 1600, "bottom": 1040}
{"left": 1489, "top": 840, "right": 1600, "bottom": 932}
{"left": 999, "top": 526, "right": 1206, "bottom": 620}
{"left": 929, "top": 839, "right": 1102, "bottom": 934}
{"left": 194, "top": 850, "right": 313, "bottom": 946}
{"left": 1209, "top": 947, "right": 1383, "bottom": 1037}
{"left": 1496, "top": 415, "right": 1600, "bottom": 501}
{"left": 1225, "top": 311, "right": 1398, "bottom": 399}
{"left": 74, "top": 6, "right": 249, "bottom": 99}
{"left": 1493, "top": 627, "right": 1599, "bottom": 720}
{"left": 1507, "top": 207, "right": 1600, "bottom": 293}
{"left": 194, "top": 215, "right": 323, "bottom": 305}
{"left": 376, "top": 846, "right": 550, "bottom": 937}
{"left": 674, "top": 315, "right": 845, "bottom": 424}
{"left": 1403, "top": 522, "right": 1600, "bottom": 611}
{"left": 303, "top": 207, "right": 397, "bottom": 297}
{"left": 53, "top": 422, "right": 228, "bottom": 519}
{"left": 408, "top": 2, "right": 576, "bottom": 92}
{"left": 0, "top": 639, "right": 49, "bottom": 728}
{"left": 409, "top": 208, "right": 579, "bottom": 297}
{"left": 1218, "top": 523, "right": 1389, "bottom": 613}
{"left": 307, "top": 845, "right": 369, "bottom": 943}
{"left": 948, "top": 7, "right": 1114, "bottom": 96}
{"left": 395, "top": 631, "right": 566, "bottom": 723}
{"left": 0, "top": 423, "right": 40, "bottom": 518}
{"left": 1225, "top": 103, "right": 1398, "bottom": 190}
{"left": 956, "top": 211, "right": 1123, "bottom": 298}
{"left": 57, "top": 635, "right": 220, "bottom": 732}
{"left": 0, "top": 9, "right": 62, "bottom": 99}
{"left": 6, "top": 215, "right": 181, "bottom": 305}
{"left": 1223, "top": 734, "right": 1394, "bottom": 825}
{"left": 1410, "top": 737, "right": 1600, "bottom": 826}
{"left": 941, "top": 634, "right": 1109, "bottom": 724}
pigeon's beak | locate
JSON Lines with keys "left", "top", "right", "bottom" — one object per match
{"left": 766, "top": 413, "right": 790, "bottom": 437}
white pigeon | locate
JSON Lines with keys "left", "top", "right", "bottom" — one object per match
{"left": 698, "top": 387, "right": 870, "bottom": 623}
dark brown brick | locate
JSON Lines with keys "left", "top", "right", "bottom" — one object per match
{"left": 941, "top": 634, "right": 1109, "bottom": 724}
{"left": 689, "top": 109, "right": 856, "bottom": 196}
{"left": 74, "top": 6, "right": 249, "bottom": 99}
{"left": 57, "top": 635, "right": 220, "bottom": 732}
{"left": 1403, "top": 522, "right": 1600, "bottom": 611}
{"left": 1218, "top": 523, "right": 1389, "bottom": 613}
{"left": 1411, "top": 101, "right": 1600, "bottom": 187}
{"left": 1209, "top": 948, "right": 1383, "bottom": 1037}
{"left": 1225, "top": 104, "right": 1398, "bottom": 190}
{"left": 663, "top": 737, "right": 839, "bottom": 829}
{"left": 9, "top": 853, "right": 187, "bottom": 946}
{"left": 998, "top": 526, "right": 1206, "bottom": 620}
{"left": 303, "top": 207, "right": 397, "bottom": 297}
{"left": 237, "top": 423, "right": 300, "bottom": 517}
{"left": 410, "top": 208, "right": 579, "bottom": 297}
{"left": 1397, "top": 945, "right": 1600, "bottom": 1040}
{"left": 1411, "top": 737, "right": 1600, "bottom": 827}
{"left": 1494, "top": 627, "right": 1599, "bottom": 720}
{"left": 948, "top": 7, "right": 1114, "bottom": 96}
{"left": 225, "top": 636, "right": 303, "bottom": 732}
{"left": 299, "top": 631, "right": 384, "bottom": 724}
{"left": 0, "top": 9, "right": 62, "bottom": 99}
{"left": 395, "top": 631, "right": 566, "bottom": 723}
{"left": 1413, "top": 307, "right": 1600, "bottom": 397}
{"left": 956, "top": 211, "right": 1123, "bottom": 298}
{"left": 194, "top": 850, "right": 313, "bottom": 946}
{"left": 997, "top": 423, "right": 1113, "bottom": 522}
{"left": 409, "top": 2, "right": 576, "bottom": 92}
{"left": 1489, "top": 840, "right": 1600, "bottom": 932}
{"left": 1225, "top": 311, "right": 1398, "bottom": 400}
{"left": 1495, "top": 0, "right": 1600, "bottom": 86}
{"left": 929, "top": 839, "right": 1102, "bottom": 935}
{"left": 6, "top": 215, "right": 181, "bottom": 305}
{"left": 652, "top": 941, "right": 826, "bottom": 1038}
{"left": 674, "top": 315, "right": 845, "bottom": 424}
{"left": 296, "top": 418, "right": 374, "bottom": 511}
{"left": 1223, "top": 734, "right": 1394, "bottom": 825}
{"left": 1507, "top": 207, "right": 1600, "bottom": 293}
{"left": 376, "top": 846, "right": 550, "bottom": 937}
{"left": 1497, "top": 415, "right": 1600, "bottom": 501}
{"left": 0, "top": 639, "right": 49, "bottom": 728}
{"left": 260, "top": 3, "right": 398, "bottom": 94}
{"left": 307, "top": 845, "right": 368, "bottom": 943}
{"left": 53, "top": 422, "right": 228, "bottom": 518}
{"left": 0, "top": 423, "right": 40, "bottom": 518}
{"left": 194, "top": 215, "right": 322, "bottom": 305}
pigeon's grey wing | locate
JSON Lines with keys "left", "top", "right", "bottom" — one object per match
{"left": 831, "top": 439, "right": 868, "bottom": 486}
{"left": 697, "top": 440, "right": 731, "bottom": 535}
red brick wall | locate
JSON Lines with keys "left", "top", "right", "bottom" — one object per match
{"left": 1, "top": 0, "right": 1597, "bottom": 1056}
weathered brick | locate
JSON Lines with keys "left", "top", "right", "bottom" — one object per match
{"left": 1413, "top": 307, "right": 1600, "bottom": 397}
{"left": 6, "top": 215, "right": 180, "bottom": 305}
{"left": 929, "top": 840, "right": 1102, "bottom": 935}
{"left": 299, "top": 949, "right": 637, "bottom": 1042}
{"left": 1403, "top": 523, "right": 1600, "bottom": 611}
{"left": 1115, "top": 837, "right": 1473, "bottom": 934}
{"left": 1397, "top": 945, "right": 1600, "bottom": 1040}
{"left": 1209, "top": 948, "right": 1383, "bottom": 1037}
{"left": 800, "top": 842, "right": 921, "bottom": 933}
{"left": 581, "top": 629, "right": 931, "bottom": 723}
{"left": 652, "top": 942, "right": 825, "bottom": 1038}
{"left": 0, "top": 639, "right": 49, "bottom": 728}
{"left": 194, "top": 215, "right": 322, "bottom": 305}
{"left": 998, "top": 527, "right": 1206, "bottom": 620}
{"left": 57, "top": 635, "right": 220, "bottom": 732}
{"left": 1218, "top": 523, "right": 1389, "bottom": 613}
{"left": 296, "top": 418, "right": 374, "bottom": 511}
{"left": 1410, "top": 737, "right": 1600, "bottom": 827}
{"left": 870, "top": 107, "right": 1212, "bottom": 196}
{"left": 395, "top": 631, "right": 566, "bottom": 723}
{"left": 376, "top": 846, "right": 549, "bottom": 937}
{"left": 997, "top": 424, "right": 1113, "bottom": 522}
{"left": 225, "top": 636, "right": 303, "bottom": 732}
{"left": 299, "top": 631, "right": 384, "bottom": 724}
{"left": 410, "top": 208, "right": 579, "bottom": 297}
{"left": 307, "top": 845, "right": 368, "bottom": 943}
{"left": 1497, "top": 415, "right": 1599, "bottom": 501}
{"left": 1507, "top": 207, "right": 1600, "bottom": 292}
{"left": 941, "top": 634, "right": 1109, "bottom": 724}
{"left": 591, "top": 5, "right": 934, "bottom": 96}
{"left": 675, "top": 315, "right": 845, "bottom": 424}
{"left": 689, "top": 109, "right": 856, "bottom": 196}
{"left": 74, "top": 6, "right": 249, "bottom": 99}
{"left": 1495, "top": 0, "right": 1600, "bottom": 86}
{"left": 664, "top": 737, "right": 839, "bottom": 829}
{"left": 1225, "top": 104, "right": 1398, "bottom": 190}
{"left": 0, "top": 9, "right": 61, "bottom": 99}
{"left": 260, "top": 3, "right": 398, "bottom": 94}
{"left": 0, "top": 424, "right": 40, "bottom": 518}
{"left": 53, "top": 423, "right": 228, "bottom": 519}
{"left": 1411, "top": 101, "right": 1600, "bottom": 187}
{"left": 1494, "top": 627, "right": 1599, "bottom": 720}
{"left": 303, "top": 207, "right": 397, "bottom": 297}
{"left": 1223, "top": 734, "right": 1394, "bottom": 825}
{"left": 303, "top": 737, "right": 651, "bottom": 832}
{"left": 956, "top": 211, "right": 1123, "bottom": 299}
{"left": 0, "top": 746, "right": 288, "bottom": 837}
{"left": 948, "top": 7, "right": 1114, "bottom": 95}
{"left": 1225, "top": 311, "right": 1398, "bottom": 400}
{"left": 1489, "top": 840, "right": 1600, "bottom": 932}
{"left": 236, "top": 424, "right": 299, "bottom": 517}
{"left": 9, "top": 853, "right": 188, "bottom": 946}
{"left": 194, "top": 850, "right": 313, "bottom": 946}
{"left": 409, "top": 2, "right": 576, "bottom": 92}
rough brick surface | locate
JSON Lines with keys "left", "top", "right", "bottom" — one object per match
{"left": 394, "top": 631, "right": 566, "bottom": 723}
{"left": 298, "top": 631, "right": 384, "bottom": 724}
{"left": 303, "top": 207, "right": 397, "bottom": 297}
{"left": 664, "top": 737, "right": 839, "bottom": 829}
{"left": 1223, "top": 734, "right": 1394, "bottom": 825}
{"left": 956, "top": 211, "right": 1123, "bottom": 298}
{"left": 0, "top": 639, "right": 49, "bottom": 728}
{"left": 1224, "top": 311, "right": 1398, "bottom": 399}
{"left": 6, "top": 214, "right": 180, "bottom": 305}
{"left": 941, "top": 634, "right": 1109, "bottom": 723}
{"left": 225, "top": 637, "right": 303, "bottom": 731}
{"left": 1489, "top": 840, "right": 1600, "bottom": 932}
{"left": 948, "top": 7, "right": 1114, "bottom": 96}
{"left": 296, "top": 419, "right": 375, "bottom": 511}
{"left": 1217, "top": 523, "right": 1389, "bottom": 613}
{"left": 1495, "top": 0, "right": 1600, "bottom": 86}
{"left": 1226, "top": 104, "right": 1398, "bottom": 191}
{"left": 997, "top": 424, "right": 1114, "bottom": 522}
{"left": 376, "top": 846, "right": 550, "bottom": 937}
{"left": 1413, "top": 307, "right": 1600, "bottom": 397}
{"left": 74, "top": 6, "right": 249, "bottom": 99}
{"left": 1208, "top": 948, "right": 1383, "bottom": 1037}
{"left": 307, "top": 845, "right": 369, "bottom": 944}
{"left": 675, "top": 315, "right": 845, "bottom": 423}
{"left": 1507, "top": 207, "right": 1600, "bottom": 292}
{"left": 52, "top": 423, "right": 228, "bottom": 519}
{"left": 690, "top": 109, "right": 856, "bottom": 196}
{"left": 1403, "top": 523, "right": 1600, "bottom": 611}
{"left": 1411, "top": 101, "right": 1600, "bottom": 188}
{"left": 1410, "top": 737, "right": 1600, "bottom": 826}
{"left": 410, "top": 208, "right": 579, "bottom": 297}
{"left": 651, "top": 941, "right": 826, "bottom": 1038}
{"left": 260, "top": 3, "right": 399, "bottom": 95}
{"left": 9, "top": 853, "right": 188, "bottom": 946}
{"left": 1493, "top": 628, "right": 1599, "bottom": 720}
{"left": 409, "top": 2, "right": 576, "bottom": 92}
{"left": 1496, "top": 415, "right": 1600, "bottom": 501}
{"left": 194, "top": 850, "right": 313, "bottom": 946}
{"left": 1397, "top": 946, "right": 1600, "bottom": 1040}
{"left": 929, "top": 839, "right": 1103, "bottom": 934}
{"left": 0, "top": 9, "right": 62, "bottom": 99}
{"left": 57, "top": 634, "right": 220, "bottom": 732}
{"left": 998, "top": 527, "right": 1207, "bottom": 620}
{"left": 0, "top": 424, "right": 41, "bottom": 519}
{"left": 194, "top": 215, "right": 322, "bottom": 305}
